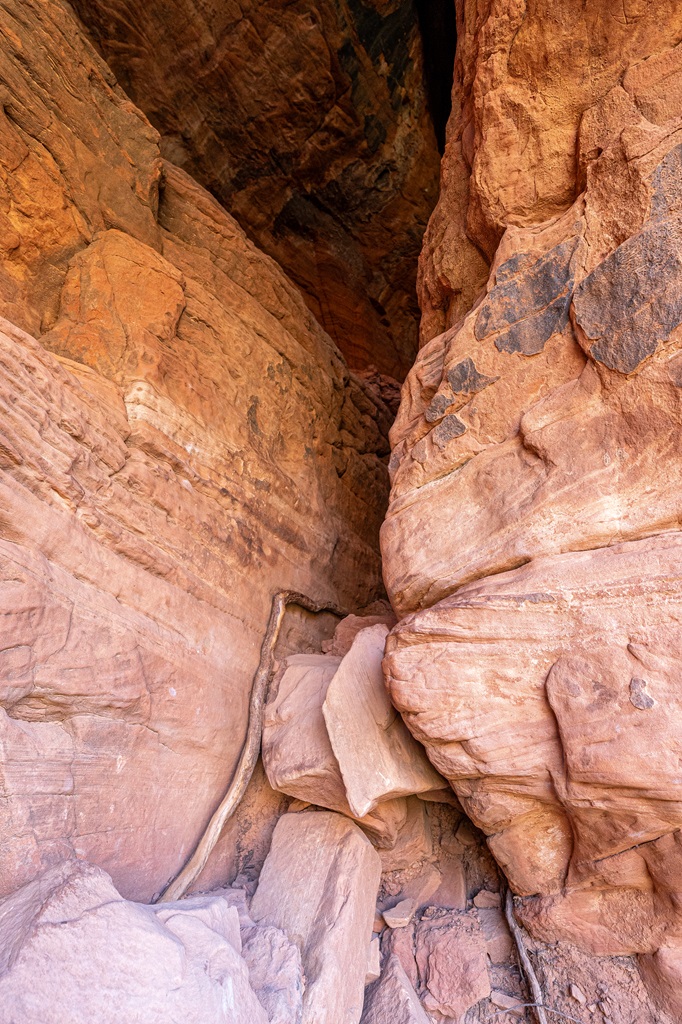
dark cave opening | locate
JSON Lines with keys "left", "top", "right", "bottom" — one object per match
{"left": 415, "top": 0, "right": 457, "bottom": 153}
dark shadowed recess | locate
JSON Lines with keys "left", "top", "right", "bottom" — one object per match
{"left": 70, "top": 0, "right": 445, "bottom": 379}
{"left": 416, "top": 0, "right": 457, "bottom": 153}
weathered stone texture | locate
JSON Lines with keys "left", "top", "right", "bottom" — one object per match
{"left": 418, "top": 0, "right": 682, "bottom": 343}
{"left": 70, "top": 0, "right": 441, "bottom": 378}
{"left": 0, "top": 0, "right": 390, "bottom": 903}
{"left": 0, "top": 862, "right": 271, "bottom": 1024}
{"left": 250, "top": 811, "right": 381, "bottom": 1024}
{"left": 382, "top": 9, "right": 682, "bottom": 1017}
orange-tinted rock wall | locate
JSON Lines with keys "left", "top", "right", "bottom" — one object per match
{"left": 0, "top": 0, "right": 391, "bottom": 903}
{"left": 70, "top": 0, "right": 443, "bottom": 380}
{"left": 382, "top": 1, "right": 682, "bottom": 1014}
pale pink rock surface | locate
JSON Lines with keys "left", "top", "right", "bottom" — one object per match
{"left": 262, "top": 653, "right": 412, "bottom": 848}
{"left": 262, "top": 655, "right": 343, "bottom": 810}
{"left": 0, "top": 0, "right": 391, "bottom": 904}
{"left": 240, "top": 922, "right": 304, "bottom": 1024}
{"left": 381, "top": 923, "right": 419, "bottom": 991}
{"left": 385, "top": 532, "right": 682, "bottom": 953}
{"left": 0, "top": 861, "right": 268, "bottom": 1024}
{"left": 157, "top": 887, "right": 304, "bottom": 1023}
{"left": 477, "top": 907, "right": 513, "bottom": 964}
{"left": 382, "top": 898, "right": 417, "bottom": 929}
{"left": 361, "top": 954, "right": 430, "bottom": 1024}
{"left": 323, "top": 625, "right": 443, "bottom": 818}
{"left": 322, "top": 610, "right": 396, "bottom": 658}
{"left": 250, "top": 811, "right": 381, "bottom": 1024}
{"left": 365, "top": 936, "right": 381, "bottom": 984}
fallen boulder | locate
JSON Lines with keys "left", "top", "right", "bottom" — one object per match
{"left": 262, "top": 653, "right": 414, "bottom": 847}
{"left": 250, "top": 811, "right": 381, "bottom": 1024}
{"left": 323, "top": 625, "right": 443, "bottom": 818}
{"left": 361, "top": 954, "right": 430, "bottom": 1024}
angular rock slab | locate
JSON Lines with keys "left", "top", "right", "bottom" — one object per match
{"left": 323, "top": 625, "right": 443, "bottom": 818}
{"left": 250, "top": 811, "right": 381, "bottom": 1024}
{"left": 154, "top": 888, "right": 304, "bottom": 1024}
{"left": 240, "top": 921, "right": 304, "bottom": 1024}
{"left": 263, "top": 654, "right": 343, "bottom": 811}
{"left": 0, "top": 860, "right": 268, "bottom": 1024}
{"left": 415, "top": 912, "right": 491, "bottom": 1019}
{"left": 361, "top": 954, "right": 430, "bottom": 1024}
{"left": 262, "top": 653, "right": 410, "bottom": 847}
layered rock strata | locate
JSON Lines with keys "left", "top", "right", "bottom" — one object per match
{"left": 382, "top": 7, "right": 682, "bottom": 1015}
{"left": 0, "top": 0, "right": 391, "bottom": 903}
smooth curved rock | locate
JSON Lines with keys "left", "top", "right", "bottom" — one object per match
{"left": 0, "top": 861, "right": 268, "bottom": 1024}
{"left": 0, "top": 0, "right": 390, "bottom": 902}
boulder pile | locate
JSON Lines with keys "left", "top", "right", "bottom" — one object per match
{"left": 0, "top": 613, "right": 670, "bottom": 1024}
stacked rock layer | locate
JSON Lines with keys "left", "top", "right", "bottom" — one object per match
{"left": 382, "top": 4, "right": 682, "bottom": 1017}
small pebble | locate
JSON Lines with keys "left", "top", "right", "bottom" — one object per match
{"left": 382, "top": 897, "right": 417, "bottom": 929}
{"left": 490, "top": 990, "right": 524, "bottom": 1018}
{"left": 570, "top": 983, "right": 587, "bottom": 1005}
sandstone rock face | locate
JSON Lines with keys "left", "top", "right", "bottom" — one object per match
{"left": 418, "top": 0, "right": 682, "bottom": 343}
{"left": 0, "top": 861, "right": 270, "bottom": 1024}
{"left": 72, "top": 0, "right": 441, "bottom": 378}
{"left": 0, "top": 0, "right": 391, "bottom": 903}
{"left": 250, "top": 811, "right": 381, "bottom": 1024}
{"left": 323, "top": 624, "right": 443, "bottom": 817}
{"left": 262, "top": 626, "right": 442, "bottom": 844}
{"left": 262, "top": 654, "right": 344, "bottom": 810}
{"left": 382, "top": 7, "right": 682, "bottom": 1015}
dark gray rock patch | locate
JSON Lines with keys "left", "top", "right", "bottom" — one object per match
{"left": 475, "top": 237, "right": 579, "bottom": 356}
{"left": 573, "top": 215, "right": 682, "bottom": 373}
{"left": 446, "top": 356, "right": 499, "bottom": 395}
{"left": 432, "top": 413, "right": 466, "bottom": 449}
{"left": 650, "top": 143, "right": 682, "bottom": 221}
{"left": 629, "top": 677, "right": 655, "bottom": 710}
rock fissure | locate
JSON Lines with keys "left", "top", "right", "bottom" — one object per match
{"left": 2, "top": 1, "right": 682, "bottom": 1022}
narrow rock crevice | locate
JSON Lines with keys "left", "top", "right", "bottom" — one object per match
{"left": 415, "top": 0, "right": 457, "bottom": 153}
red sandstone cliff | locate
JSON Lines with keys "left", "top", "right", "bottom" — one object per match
{"left": 2, "top": 1, "right": 682, "bottom": 1022}
{"left": 382, "top": 2, "right": 682, "bottom": 1016}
